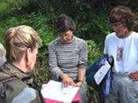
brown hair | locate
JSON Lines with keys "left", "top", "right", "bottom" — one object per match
{"left": 109, "top": 5, "right": 135, "bottom": 30}
{"left": 54, "top": 14, "right": 76, "bottom": 34}
{"left": 4, "top": 25, "right": 42, "bottom": 62}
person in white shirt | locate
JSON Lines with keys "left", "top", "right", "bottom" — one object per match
{"left": 0, "top": 43, "right": 6, "bottom": 66}
{"left": 104, "top": 5, "right": 138, "bottom": 103}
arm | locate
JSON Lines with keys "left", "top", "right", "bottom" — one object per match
{"left": 48, "top": 42, "right": 75, "bottom": 86}
{"left": 48, "top": 42, "right": 62, "bottom": 79}
{"left": 128, "top": 37, "right": 138, "bottom": 81}
{"left": 60, "top": 72, "right": 75, "bottom": 87}
{"left": 76, "top": 66, "right": 86, "bottom": 87}
{"left": 129, "top": 71, "right": 138, "bottom": 81}
{"left": 76, "top": 41, "right": 88, "bottom": 87}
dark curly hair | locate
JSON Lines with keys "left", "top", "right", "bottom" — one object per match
{"left": 54, "top": 14, "right": 76, "bottom": 34}
{"left": 109, "top": 5, "right": 135, "bottom": 31}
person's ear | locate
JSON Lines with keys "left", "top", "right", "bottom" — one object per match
{"left": 25, "top": 48, "right": 31, "bottom": 67}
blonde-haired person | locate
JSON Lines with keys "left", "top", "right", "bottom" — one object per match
{"left": 0, "top": 43, "right": 6, "bottom": 66}
{"left": 0, "top": 25, "right": 42, "bottom": 103}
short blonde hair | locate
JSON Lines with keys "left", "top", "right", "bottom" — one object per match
{"left": 4, "top": 25, "right": 42, "bottom": 62}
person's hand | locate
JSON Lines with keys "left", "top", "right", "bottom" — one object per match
{"left": 129, "top": 71, "right": 138, "bottom": 81}
{"left": 75, "top": 81, "right": 83, "bottom": 87}
{"left": 62, "top": 74, "right": 75, "bottom": 87}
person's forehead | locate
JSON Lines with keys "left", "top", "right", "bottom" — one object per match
{"left": 59, "top": 30, "right": 72, "bottom": 36}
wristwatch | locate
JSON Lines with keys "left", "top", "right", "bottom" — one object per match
{"left": 78, "top": 80, "right": 83, "bottom": 83}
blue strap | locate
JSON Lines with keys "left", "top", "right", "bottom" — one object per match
{"left": 103, "top": 69, "right": 112, "bottom": 98}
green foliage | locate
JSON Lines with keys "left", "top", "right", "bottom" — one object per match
{"left": 0, "top": 12, "right": 55, "bottom": 46}
{"left": 32, "top": 46, "right": 53, "bottom": 88}
{"left": 23, "top": 12, "right": 56, "bottom": 46}
{"left": 76, "top": 9, "right": 111, "bottom": 39}
{"left": 0, "top": 0, "right": 31, "bottom": 17}
{"left": 87, "top": 40, "right": 103, "bottom": 64}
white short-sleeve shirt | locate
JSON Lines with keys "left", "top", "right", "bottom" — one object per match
{"left": 104, "top": 31, "right": 138, "bottom": 74}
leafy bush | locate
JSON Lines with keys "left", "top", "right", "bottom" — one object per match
{"left": 76, "top": 9, "right": 110, "bottom": 38}
{"left": 87, "top": 40, "right": 103, "bottom": 64}
{"left": 0, "top": 12, "right": 55, "bottom": 46}
{"left": 0, "top": 0, "right": 31, "bottom": 18}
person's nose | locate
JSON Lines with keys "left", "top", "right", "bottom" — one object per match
{"left": 62, "top": 36, "right": 67, "bottom": 40}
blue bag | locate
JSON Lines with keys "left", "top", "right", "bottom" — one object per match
{"left": 86, "top": 55, "right": 114, "bottom": 97}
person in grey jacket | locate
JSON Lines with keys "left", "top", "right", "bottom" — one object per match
{"left": 0, "top": 25, "right": 42, "bottom": 103}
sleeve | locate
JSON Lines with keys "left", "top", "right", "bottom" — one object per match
{"left": 11, "top": 87, "right": 41, "bottom": 103}
{"left": 48, "top": 42, "right": 62, "bottom": 78}
{"left": 78, "top": 40, "right": 88, "bottom": 70}
{"left": 0, "top": 43, "right": 6, "bottom": 66}
{"left": 3, "top": 78, "right": 41, "bottom": 103}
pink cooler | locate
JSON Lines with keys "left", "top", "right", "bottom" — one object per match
{"left": 43, "top": 92, "right": 80, "bottom": 103}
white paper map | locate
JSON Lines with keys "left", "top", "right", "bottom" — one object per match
{"left": 94, "top": 61, "right": 111, "bottom": 85}
{"left": 41, "top": 80, "right": 79, "bottom": 103}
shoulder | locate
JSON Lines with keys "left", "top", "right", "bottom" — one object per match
{"left": 74, "top": 36, "right": 87, "bottom": 45}
{"left": 131, "top": 31, "right": 138, "bottom": 38}
{"left": 0, "top": 63, "right": 41, "bottom": 103}
{"left": 0, "top": 43, "right": 6, "bottom": 53}
{"left": 0, "top": 63, "right": 21, "bottom": 83}
{"left": 0, "top": 43, "right": 6, "bottom": 57}
{"left": 105, "top": 32, "right": 116, "bottom": 44}
{"left": 0, "top": 63, "right": 11, "bottom": 81}
{"left": 49, "top": 38, "right": 58, "bottom": 46}
{"left": 5, "top": 79, "right": 39, "bottom": 103}
{"left": 11, "top": 86, "right": 41, "bottom": 103}
{"left": 0, "top": 63, "right": 21, "bottom": 88}
{"left": 0, "top": 43, "right": 5, "bottom": 49}
{"left": 49, "top": 38, "right": 60, "bottom": 47}
{"left": 105, "top": 32, "right": 116, "bottom": 40}
{"left": 131, "top": 32, "right": 138, "bottom": 45}
{"left": 0, "top": 64, "right": 25, "bottom": 102}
